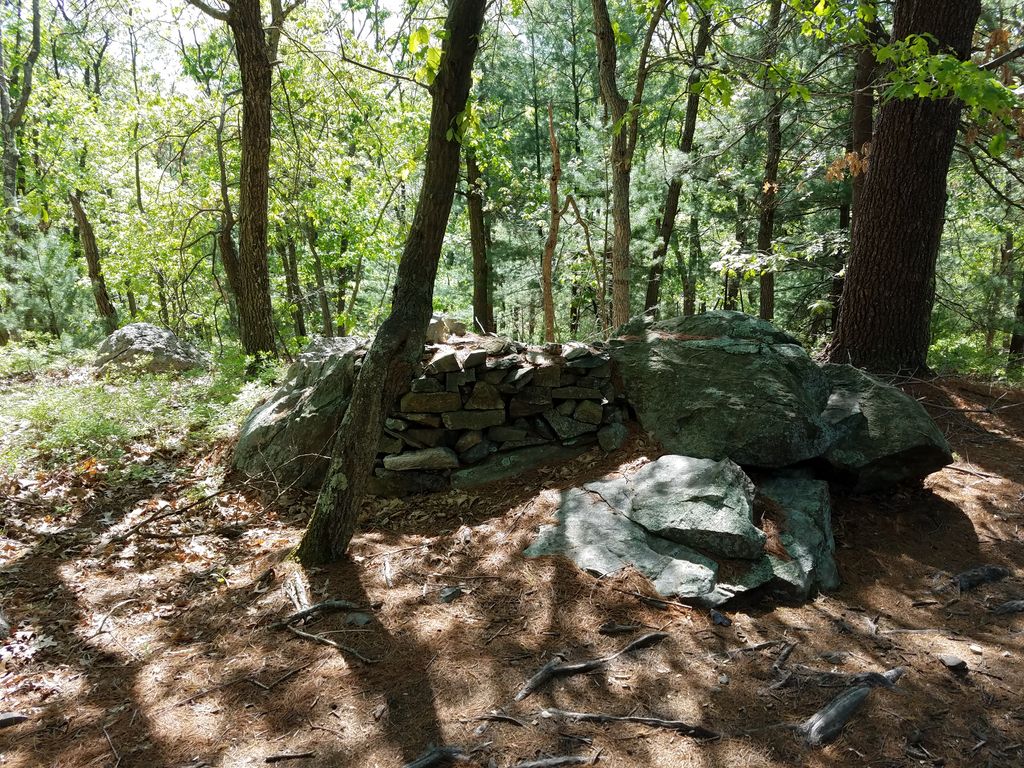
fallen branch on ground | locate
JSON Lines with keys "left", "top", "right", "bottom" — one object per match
{"left": 799, "top": 667, "right": 906, "bottom": 747}
{"left": 283, "top": 624, "right": 379, "bottom": 664}
{"left": 510, "top": 756, "right": 593, "bottom": 768}
{"left": 515, "top": 632, "right": 668, "bottom": 701}
{"left": 265, "top": 752, "right": 315, "bottom": 763}
{"left": 401, "top": 745, "right": 470, "bottom": 768}
{"left": 270, "top": 599, "right": 362, "bottom": 629}
{"left": 539, "top": 708, "right": 718, "bottom": 740}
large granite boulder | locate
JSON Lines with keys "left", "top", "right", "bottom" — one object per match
{"left": 233, "top": 337, "right": 366, "bottom": 488}
{"left": 820, "top": 364, "right": 953, "bottom": 492}
{"left": 525, "top": 455, "right": 839, "bottom": 606}
{"left": 95, "top": 323, "right": 210, "bottom": 373}
{"left": 609, "top": 311, "right": 834, "bottom": 468}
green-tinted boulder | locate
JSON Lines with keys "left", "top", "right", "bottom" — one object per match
{"left": 233, "top": 337, "right": 366, "bottom": 488}
{"left": 609, "top": 311, "right": 833, "bottom": 467}
{"left": 821, "top": 364, "right": 952, "bottom": 492}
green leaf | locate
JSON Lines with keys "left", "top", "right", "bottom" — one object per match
{"left": 988, "top": 132, "right": 1007, "bottom": 157}
{"left": 408, "top": 26, "right": 430, "bottom": 54}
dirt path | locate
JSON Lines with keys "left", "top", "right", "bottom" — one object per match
{"left": 2, "top": 378, "right": 1022, "bottom": 767}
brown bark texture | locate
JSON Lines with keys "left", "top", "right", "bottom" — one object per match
{"left": 69, "top": 192, "right": 118, "bottom": 334}
{"left": 828, "top": 0, "right": 982, "bottom": 373}
{"left": 295, "top": 0, "right": 485, "bottom": 564}
{"left": 757, "top": 0, "right": 783, "bottom": 322}
{"left": 591, "top": 0, "right": 665, "bottom": 328}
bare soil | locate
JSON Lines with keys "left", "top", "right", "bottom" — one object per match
{"left": 2, "top": 377, "right": 1022, "bottom": 767}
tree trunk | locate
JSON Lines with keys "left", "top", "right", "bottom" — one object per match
{"left": 828, "top": 0, "right": 981, "bottom": 373}
{"left": 726, "top": 191, "right": 747, "bottom": 310}
{"left": 542, "top": 104, "right": 562, "bottom": 342}
{"left": 591, "top": 0, "right": 665, "bottom": 328}
{"left": 684, "top": 208, "right": 700, "bottom": 316}
{"left": 466, "top": 147, "right": 493, "bottom": 333}
{"left": 0, "top": 0, "right": 40, "bottom": 211}
{"left": 757, "top": 0, "right": 783, "bottom": 322}
{"left": 1009, "top": 263, "right": 1024, "bottom": 372}
{"left": 226, "top": 0, "right": 277, "bottom": 357}
{"left": 283, "top": 237, "right": 306, "bottom": 338}
{"left": 644, "top": 11, "right": 711, "bottom": 316}
{"left": 295, "top": 0, "right": 485, "bottom": 564}
{"left": 306, "top": 225, "right": 334, "bottom": 338}
{"left": 69, "top": 192, "right": 118, "bottom": 334}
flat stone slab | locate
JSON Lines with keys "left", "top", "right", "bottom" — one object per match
{"left": 626, "top": 456, "right": 765, "bottom": 560}
{"left": 525, "top": 455, "right": 839, "bottom": 606}
{"left": 383, "top": 447, "right": 459, "bottom": 471}
{"left": 452, "top": 445, "right": 586, "bottom": 489}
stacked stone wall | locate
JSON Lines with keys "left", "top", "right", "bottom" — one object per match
{"left": 367, "top": 336, "right": 628, "bottom": 495}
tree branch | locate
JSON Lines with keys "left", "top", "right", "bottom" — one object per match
{"left": 185, "top": 0, "right": 231, "bottom": 23}
{"left": 983, "top": 44, "right": 1024, "bottom": 71}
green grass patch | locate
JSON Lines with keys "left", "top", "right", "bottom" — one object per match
{"left": 0, "top": 348, "right": 282, "bottom": 476}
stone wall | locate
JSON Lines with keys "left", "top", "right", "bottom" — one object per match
{"left": 368, "top": 336, "right": 628, "bottom": 496}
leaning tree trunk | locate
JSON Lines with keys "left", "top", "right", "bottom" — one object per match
{"left": 828, "top": 0, "right": 981, "bottom": 373}
{"left": 69, "top": 192, "right": 118, "bottom": 334}
{"left": 466, "top": 147, "right": 493, "bottom": 333}
{"left": 644, "top": 10, "right": 711, "bottom": 316}
{"left": 295, "top": 0, "right": 485, "bottom": 564}
{"left": 228, "top": 0, "right": 277, "bottom": 357}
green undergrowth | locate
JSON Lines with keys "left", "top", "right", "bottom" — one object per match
{"left": 0, "top": 346, "right": 281, "bottom": 478}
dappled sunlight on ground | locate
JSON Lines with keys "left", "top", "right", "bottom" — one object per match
{"left": 1, "top": 377, "right": 1023, "bottom": 767}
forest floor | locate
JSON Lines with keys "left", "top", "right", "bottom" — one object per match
{"left": 1, "top": 368, "right": 1023, "bottom": 768}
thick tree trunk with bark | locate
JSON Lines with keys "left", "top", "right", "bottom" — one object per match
{"left": 69, "top": 192, "right": 118, "bottom": 334}
{"left": 295, "top": 0, "right": 485, "bottom": 564}
{"left": 466, "top": 147, "right": 493, "bottom": 333}
{"left": 757, "top": 0, "right": 783, "bottom": 322}
{"left": 828, "top": 0, "right": 981, "bottom": 373}
{"left": 542, "top": 104, "right": 562, "bottom": 342}
{"left": 229, "top": 0, "right": 276, "bottom": 357}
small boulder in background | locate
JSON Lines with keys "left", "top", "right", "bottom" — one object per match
{"left": 95, "top": 323, "right": 210, "bottom": 373}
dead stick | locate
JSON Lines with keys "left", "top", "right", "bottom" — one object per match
{"left": 515, "top": 632, "right": 669, "bottom": 701}
{"left": 515, "top": 653, "right": 567, "bottom": 701}
{"left": 510, "top": 757, "right": 591, "bottom": 768}
{"left": 108, "top": 487, "right": 235, "bottom": 544}
{"left": 540, "top": 708, "right": 718, "bottom": 740}
{"left": 271, "top": 600, "right": 362, "bottom": 628}
{"left": 400, "top": 745, "right": 469, "bottom": 768}
{"left": 265, "top": 752, "right": 315, "bottom": 763}
{"left": 284, "top": 625, "right": 379, "bottom": 664}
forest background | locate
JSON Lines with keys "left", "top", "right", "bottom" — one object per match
{"left": 1, "top": 0, "right": 1023, "bottom": 380}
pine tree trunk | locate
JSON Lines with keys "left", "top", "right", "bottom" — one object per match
{"left": 1009, "top": 268, "right": 1024, "bottom": 372}
{"left": 69, "top": 192, "right": 118, "bottom": 334}
{"left": 295, "top": 0, "right": 485, "bottom": 564}
{"left": 466, "top": 147, "right": 493, "bottom": 333}
{"left": 542, "top": 104, "right": 562, "bottom": 342}
{"left": 828, "top": 0, "right": 981, "bottom": 373}
{"left": 757, "top": 0, "right": 783, "bottom": 322}
{"left": 228, "top": 0, "right": 277, "bottom": 357}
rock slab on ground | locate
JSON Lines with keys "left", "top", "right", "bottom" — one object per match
{"left": 525, "top": 455, "right": 839, "bottom": 606}
{"left": 95, "top": 323, "right": 210, "bottom": 373}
